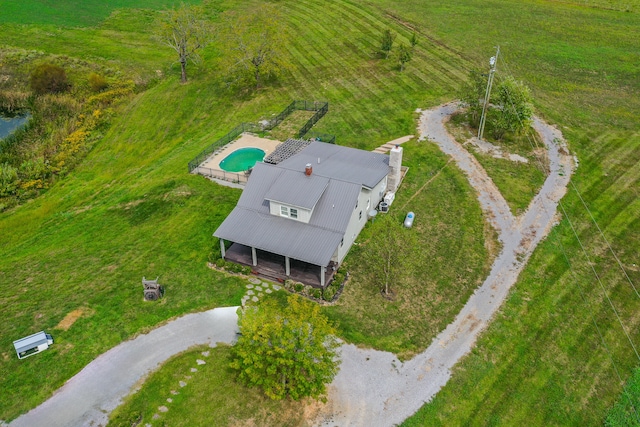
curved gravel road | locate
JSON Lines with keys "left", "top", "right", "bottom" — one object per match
{"left": 8, "top": 307, "right": 239, "bottom": 427}
{"left": 312, "top": 103, "right": 574, "bottom": 426}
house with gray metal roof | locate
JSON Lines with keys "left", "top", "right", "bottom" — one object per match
{"left": 214, "top": 141, "right": 399, "bottom": 287}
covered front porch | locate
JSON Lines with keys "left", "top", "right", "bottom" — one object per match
{"left": 222, "top": 242, "right": 336, "bottom": 288}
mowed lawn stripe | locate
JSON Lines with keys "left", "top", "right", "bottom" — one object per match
{"left": 282, "top": 6, "right": 388, "bottom": 134}
{"left": 286, "top": 0, "right": 447, "bottom": 101}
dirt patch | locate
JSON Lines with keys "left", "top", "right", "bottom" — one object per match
{"left": 55, "top": 307, "right": 94, "bottom": 331}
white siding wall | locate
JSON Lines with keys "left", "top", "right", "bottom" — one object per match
{"left": 333, "top": 174, "right": 388, "bottom": 264}
{"left": 268, "top": 201, "right": 312, "bottom": 223}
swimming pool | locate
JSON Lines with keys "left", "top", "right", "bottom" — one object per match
{"left": 219, "top": 147, "right": 265, "bottom": 172}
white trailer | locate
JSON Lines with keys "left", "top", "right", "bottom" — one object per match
{"left": 13, "top": 331, "right": 54, "bottom": 359}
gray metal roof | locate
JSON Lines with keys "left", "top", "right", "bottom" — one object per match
{"left": 214, "top": 142, "right": 388, "bottom": 266}
{"left": 214, "top": 208, "right": 344, "bottom": 266}
{"left": 264, "top": 170, "right": 329, "bottom": 210}
{"left": 277, "top": 141, "right": 389, "bottom": 189}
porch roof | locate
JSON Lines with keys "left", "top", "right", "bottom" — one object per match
{"left": 214, "top": 208, "right": 343, "bottom": 266}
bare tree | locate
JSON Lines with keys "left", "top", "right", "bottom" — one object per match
{"left": 365, "top": 215, "right": 408, "bottom": 297}
{"left": 155, "top": 3, "right": 213, "bottom": 83}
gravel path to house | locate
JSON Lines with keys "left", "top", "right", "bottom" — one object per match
{"left": 312, "top": 102, "right": 574, "bottom": 426}
{"left": 8, "top": 307, "right": 240, "bottom": 427}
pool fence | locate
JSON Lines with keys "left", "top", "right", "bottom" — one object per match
{"left": 188, "top": 101, "right": 334, "bottom": 180}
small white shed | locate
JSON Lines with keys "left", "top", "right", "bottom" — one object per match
{"left": 13, "top": 331, "right": 54, "bottom": 359}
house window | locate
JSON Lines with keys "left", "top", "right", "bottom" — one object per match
{"left": 355, "top": 199, "right": 358, "bottom": 210}
{"left": 290, "top": 208, "right": 298, "bottom": 219}
{"left": 340, "top": 238, "right": 344, "bottom": 247}
{"left": 359, "top": 210, "right": 362, "bottom": 220}
{"left": 367, "top": 199, "right": 370, "bottom": 210}
{"left": 280, "top": 206, "right": 289, "bottom": 217}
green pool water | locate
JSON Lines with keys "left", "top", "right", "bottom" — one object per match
{"left": 219, "top": 147, "right": 265, "bottom": 172}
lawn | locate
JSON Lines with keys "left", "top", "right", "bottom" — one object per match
{"left": 0, "top": 0, "right": 638, "bottom": 425}
{"left": 324, "top": 139, "right": 494, "bottom": 360}
{"left": 0, "top": 0, "right": 484, "bottom": 421}
{"left": 445, "top": 112, "right": 548, "bottom": 215}
{"left": 108, "top": 343, "right": 316, "bottom": 427}
{"left": 381, "top": 0, "right": 640, "bottom": 425}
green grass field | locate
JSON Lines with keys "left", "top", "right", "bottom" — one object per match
{"left": 108, "top": 343, "right": 315, "bottom": 427}
{"left": 1, "top": 0, "right": 639, "bottom": 425}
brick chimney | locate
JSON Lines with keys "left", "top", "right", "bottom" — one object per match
{"left": 305, "top": 163, "right": 313, "bottom": 176}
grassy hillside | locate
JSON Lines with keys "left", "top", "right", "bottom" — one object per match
{"left": 0, "top": 0, "right": 488, "bottom": 421}
{"left": 0, "top": 0, "right": 638, "bottom": 425}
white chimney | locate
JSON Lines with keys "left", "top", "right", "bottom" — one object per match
{"left": 388, "top": 145, "right": 403, "bottom": 192}
{"left": 305, "top": 163, "right": 313, "bottom": 176}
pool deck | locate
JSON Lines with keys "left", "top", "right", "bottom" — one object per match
{"left": 200, "top": 133, "right": 281, "bottom": 171}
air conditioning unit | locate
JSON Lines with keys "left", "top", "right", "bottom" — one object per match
{"left": 379, "top": 201, "right": 389, "bottom": 212}
{"left": 384, "top": 192, "right": 395, "bottom": 206}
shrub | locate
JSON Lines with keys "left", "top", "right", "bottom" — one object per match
{"left": 0, "top": 163, "right": 19, "bottom": 197}
{"left": 88, "top": 73, "right": 109, "bottom": 92}
{"left": 284, "top": 279, "right": 295, "bottom": 291}
{"left": 310, "top": 288, "right": 322, "bottom": 299}
{"left": 293, "top": 282, "right": 304, "bottom": 292}
{"left": 230, "top": 295, "right": 340, "bottom": 401}
{"left": 323, "top": 286, "right": 336, "bottom": 301}
{"left": 29, "top": 63, "right": 70, "bottom": 95}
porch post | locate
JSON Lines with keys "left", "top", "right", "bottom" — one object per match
{"left": 285, "top": 256, "right": 290, "bottom": 276}
{"left": 251, "top": 247, "right": 257, "bottom": 266}
{"left": 219, "top": 239, "right": 226, "bottom": 258}
{"left": 320, "top": 265, "right": 325, "bottom": 287}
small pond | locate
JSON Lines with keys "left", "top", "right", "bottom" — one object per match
{"left": 0, "top": 112, "right": 30, "bottom": 140}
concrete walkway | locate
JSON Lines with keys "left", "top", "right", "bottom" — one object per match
{"left": 372, "top": 135, "right": 414, "bottom": 153}
{"left": 9, "top": 307, "right": 240, "bottom": 427}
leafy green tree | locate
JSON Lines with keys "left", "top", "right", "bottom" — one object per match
{"left": 397, "top": 43, "right": 412, "bottom": 72}
{"left": 230, "top": 294, "right": 340, "bottom": 401}
{"left": 155, "top": 3, "right": 213, "bottom": 83}
{"left": 380, "top": 29, "right": 396, "bottom": 59}
{"left": 410, "top": 31, "right": 418, "bottom": 48}
{"left": 491, "top": 76, "right": 534, "bottom": 140}
{"left": 0, "top": 163, "right": 19, "bottom": 197}
{"left": 29, "top": 63, "right": 69, "bottom": 95}
{"left": 221, "top": 4, "right": 290, "bottom": 90}
{"left": 458, "top": 68, "right": 487, "bottom": 128}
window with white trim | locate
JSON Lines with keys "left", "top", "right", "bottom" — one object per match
{"left": 280, "top": 206, "right": 289, "bottom": 217}
{"left": 290, "top": 208, "right": 298, "bottom": 219}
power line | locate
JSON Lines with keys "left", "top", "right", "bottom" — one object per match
{"left": 570, "top": 180, "right": 639, "bottom": 298}
{"left": 498, "top": 53, "right": 638, "bottom": 302}
{"left": 553, "top": 222, "right": 640, "bottom": 423}
{"left": 495, "top": 52, "right": 640, "bottom": 361}
{"left": 492, "top": 52, "right": 640, "bottom": 412}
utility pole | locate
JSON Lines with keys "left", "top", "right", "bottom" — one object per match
{"left": 478, "top": 46, "right": 499, "bottom": 141}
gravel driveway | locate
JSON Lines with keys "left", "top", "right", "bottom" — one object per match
{"left": 312, "top": 103, "right": 574, "bottom": 426}
{"left": 8, "top": 307, "right": 239, "bottom": 427}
